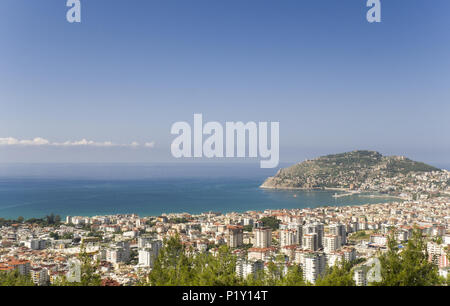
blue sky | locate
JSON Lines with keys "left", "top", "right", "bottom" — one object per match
{"left": 0, "top": 0, "right": 449, "bottom": 165}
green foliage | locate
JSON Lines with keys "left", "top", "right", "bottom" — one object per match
{"left": 239, "top": 243, "right": 253, "bottom": 251}
{"left": 146, "top": 235, "right": 307, "bottom": 286}
{"left": 374, "top": 229, "right": 441, "bottom": 286}
{"left": 0, "top": 218, "right": 20, "bottom": 227}
{"left": 264, "top": 150, "right": 440, "bottom": 189}
{"left": 147, "top": 235, "right": 242, "bottom": 286}
{"left": 192, "top": 246, "right": 242, "bottom": 286}
{"left": 259, "top": 217, "right": 280, "bottom": 231}
{"left": 244, "top": 263, "right": 305, "bottom": 286}
{"left": 49, "top": 230, "right": 74, "bottom": 240}
{"left": 54, "top": 244, "right": 102, "bottom": 286}
{"left": 259, "top": 261, "right": 283, "bottom": 286}
{"left": 145, "top": 219, "right": 156, "bottom": 227}
{"left": 0, "top": 270, "right": 34, "bottom": 286}
{"left": 62, "top": 232, "right": 75, "bottom": 240}
{"left": 78, "top": 244, "right": 102, "bottom": 286}
{"left": 277, "top": 265, "right": 305, "bottom": 286}
{"left": 27, "top": 214, "right": 62, "bottom": 227}
{"left": 147, "top": 235, "right": 196, "bottom": 285}
{"left": 433, "top": 236, "right": 443, "bottom": 245}
{"left": 243, "top": 225, "right": 253, "bottom": 232}
{"left": 49, "top": 232, "right": 60, "bottom": 240}
{"left": 349, "top": 231, "right": 371, "bottom": 241}
{"left": 315, "top": 259, "right": 364, "bottom": 286}
{"left": 0, "top": 214, "right": 61, "bottom": 228}
{"left": 168, "top": 217, "right": 189, "bottom": 224}
{"left": 128, "top": 249, "right": 138, "bottom": 265}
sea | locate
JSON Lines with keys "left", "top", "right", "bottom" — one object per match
{"left": 0, "top": 162, "right": 445, "bottom": 220}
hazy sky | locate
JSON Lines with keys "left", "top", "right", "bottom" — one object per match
{"left": 0, "top": 0, "right": 449, "bottom": 165}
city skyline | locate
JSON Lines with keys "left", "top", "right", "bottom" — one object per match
{"left": 0, "top": 1, "right": 449, "bottom": 289}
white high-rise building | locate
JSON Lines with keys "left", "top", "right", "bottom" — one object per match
{"left": 107, "top": 241, "right": 131, "bottom": 264}
{"left": 342, "top": 247, "right": 356, "bottom": 262}
{"left": 303, "top": 233, "right": 318, "bottom": 251}
{"left": 328, "top": 223, "right": 347, "bottom": 246}
{"left": 31, "top": 268, "right": 49, "bottom": 286}
{"left": 138, "top": 248, "right": 154, "bottom": 267}
{"left": 138, "top": 236, "right": 155, "bottom": 248}
{"left": 303, "top": 223, "right": 324, "bottom": 249}
{"left": 236, "top": 259, "right": 264, "bottom": 279}
{"left": 243, "top": 218, "right": 254, "bottom": 226}
{"left": 227, "top": 225, "right": 244, "bottom": 248}
{"left": 323, "top": 234, "right": 339, "bottom": 253}
{"left": 326, "top": 251, "right": 344, "bottom": 267}
{"left": 138, "top": 239, "right": 162, "bottom": 267}
{"left": 288, "top": 223, "right": 303, "bottom": 247}
{"left": 280, "top": 229, "right": 297, "bottom": 247}
{"left": 302, "top": 252, "right": 326, "bottom": 284}
{"left": 254, "top": 227, "right": 272, "bottom": 248}
{"left": 353, "top": 266, "right": 368, "bottom": 286}
{"left": 25, "top": 239, "right": 47, "bottom": 250}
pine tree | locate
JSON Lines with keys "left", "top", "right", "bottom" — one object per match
{"left": 0, "top": 270, "right": 34, "bottom": 286}
{"left": 278, "top": 264, "right": 305, "bottom": 286}
{"left": 376, "top": 228, "right": 441, "bottom": 286}
{"left": 192, "top": 245, "right": 240, "bottom": 286}
{"left": 315, "top": 260, "right": 356, "bottom": 286}
{"left": 53, "top": 243, "right": 101, "bottom": 286}
{"left": 148, "top": 234, "right": 195, "bottom": 285}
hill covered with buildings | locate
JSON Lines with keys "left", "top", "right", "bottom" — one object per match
{"left": 261, "top": 150, "right": 448, "bottom": 198}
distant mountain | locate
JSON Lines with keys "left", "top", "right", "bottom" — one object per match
{"left": 260, "top": 150, "right": 441, "bottom": 190}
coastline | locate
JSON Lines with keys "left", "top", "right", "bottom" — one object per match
{"left": 260, "top": 184, "right": 406, "bottom": 200}
{"left": 0, "top": 178, "right": 402, "bottom": 220}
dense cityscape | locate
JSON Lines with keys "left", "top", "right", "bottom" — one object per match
{"left": 2, "top": 0, "right": 449, "bottom": 295}
{"left": 0, "top": 169, "right": 449, "bottom": 286}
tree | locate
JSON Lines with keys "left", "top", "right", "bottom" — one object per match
{"left": 243, "top": 225, "right": 253, "bottom": 232}
{"left": 315, "top": 260, "right": 357, "bottom": 286}
{"left": 0, "top": 270, "right": 34, "bottom": 286}
{"left": 78, "top": 244, "right": 102, "bottom": 286}
{"left": 62, "top": 232, "right": 74, "bottom": 240}
{"left": 145, "top": 235, "right": 243, "bottom": 286}
{"left": 54, "top": 243, "right": 101, "bottom": 286}
{"left": 49, "top": 232, "right": 60, "bottom": 240}
{"left": 192, "top": 245, "right": 241, "bottom": 286}
{"left": 243, "top": 261, "right": 305, "bottom": 286}
{"left": 46, "top": 213, "right": 55, "bottom": 225}
{"left": 277, "top": 264, "right": 305, "bottom": 286}
{"left": 261, "top": 261, "right": 283, "bottom": 286}
{"left": 375, "top": 228, "right": 441, "bottom": 286}
{"left": 259, "top": 217, "right": 280, "bottom": 231}
{"left": 147, "top": 235, "right": 195, "bottom": 285}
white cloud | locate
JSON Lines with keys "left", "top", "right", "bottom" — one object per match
{"left": 0, "top": 137, "right": 50, "bottom": 146}
{"left": 144, "top": 141, "right": 155, "bottom": 148}
{"left": 52, "top": 139, "right": 117, "bottom": 147}
{"left": 0, "top": 137, "right": 154, "bottom": 148}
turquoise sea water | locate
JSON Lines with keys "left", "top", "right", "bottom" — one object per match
{"left": 0, "top": 163, "right": 407, "bottom": 219}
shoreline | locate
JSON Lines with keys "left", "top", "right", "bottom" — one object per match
{"left": 260, "top": 185, "right": 407, "bottom": 200}
{"left": 0, "top": 180, "right": 412, "bottom": 220}
{"left": 2, "top": 199, "right": 410, "bottom": 221}
{"left": 0, "top": 191, "right": 403, "bottom": 220}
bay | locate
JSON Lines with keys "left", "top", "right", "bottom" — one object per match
{"left": 0, "top": 163, "right": 402, "bottom": 219}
